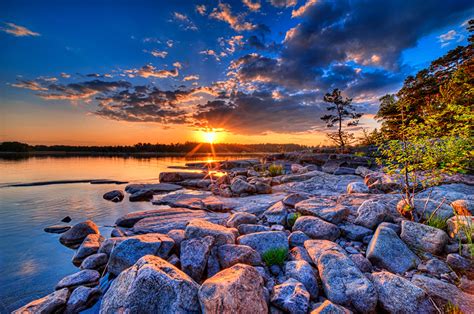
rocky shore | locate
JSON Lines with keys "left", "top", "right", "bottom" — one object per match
{"left": 17, "top": 152, "right": 474, "bottom": 313}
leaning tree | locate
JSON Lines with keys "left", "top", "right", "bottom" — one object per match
{"left": 321, "top": 88, "right": 363, "bottom": 151}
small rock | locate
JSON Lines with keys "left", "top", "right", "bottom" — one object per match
{"left": 237, "top": 231, "right": 289, "bottom": 256}
{"left": 230, "top": 178, "right": 256, "bottom": 195}
{"left": 282, "top": 193, "right": 310, "bottom": 208}
{"left": 346, "top": 181, "right": 369, "bottom": 194}
{"left": 180, "top": 236, "right": 214, "bottom": 282}
{"left": 80, "top": 253, "right": 108, "bottom": 270}
{"left": 13, "top": 288, "right": 70, "bottom": 314}
{"left": 65, "top": 286, "right": 101, "bottom": 313}
{"left": 255, "top": 182, "right": 272, "bottom": 194}
{"left": 349, "top": 253, "right": 372, "bottom": 272}
{"left": 355, "top": 199, "right": 391, "bottom": 229}
{"left": 289, "top": 231, "right": 310, "bottom": 247}
{"left": 218, "top": 244, "right": 262, "bottom": 268}
{"left": 44, "top": 225, "right": 71, "bottom": 234}
{"left": 400, "top": 221, "right": 449, "bottom": 255}
{"left": 446, "top": 215, "right": 474, "bottom": 242}
{"left": 226, "top": 212, "right": 258, "bottom": 228}
{"left": 338, "top": 223, "right": 372, "bottom": 241}
{"left": 293, "top": 216, "right": 340, "bottom": 241}
{"left": 238, "top": 224, "right": 271, "bottom": 235}
{"left": 418, "top": 258, "right": 451, "bottom": 275}
{"left": 72, "top": 233, "right": 104, "bottom": 266}
{"left": 185, "top": 219, "right": 236, "bottom": 245}
{"left": 366, "top": 225, "right": 420, "bottom": 274}
{"left": 59, "top": 220, "right": 100, "bottom": 246}
{"left": 344, "top": 246, "right": 358, "bottom": 254}
{"left": 103, "top": 190, "right": 124, "bottom": 202}
{"left": 56, "top": 270, "right": 100, "bottom": 290}
{"left": 62, "top": 216, "right": 72, "bottom": 223}
{"left": 446, "top": 254, "right": 474, "bottom": 279}
{"left": 264, "top": 201, "right": 289, "bottom": 225}
{"left": 310, "top": 300, "right": 351, "bottom": 313}
{"left": 129, "top": 189, "right": 154, "bottom": 202}
{"left": 285, "top": 260, "right": 319, "bottom": 299}
{"left": 295, "top": 198, "right": 348, "bottom": 224}
{"left": 199, "top": 264, "right": 267, "bottom": 313}
{"left": 271, "top": 278, "right": 310, "bottom": 314}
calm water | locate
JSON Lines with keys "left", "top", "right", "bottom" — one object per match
{"left": 0, "top": 155, "right": 255, "bottom": 312}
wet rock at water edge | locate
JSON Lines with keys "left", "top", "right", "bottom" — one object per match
{"left": 129, "top": 189, "right": 154, "bottom": 202}
{"left": 180, "top": 236, "right": 214, "bottom": 282}
{"left": 199, "top": 263, "right": 268, "bottom": 314}
{"left": 103, "top": 190, "right": 124, "bottom": 202}
{"left": 55, "top": 269, "right": 100, "bottom": 290}
{"left": 62, "top": 216, "right": 72, "bottom": 223}
{"left": 80, "top": 253, "right": 108, "bottom": 270}
{"left": 13, "top": 288, "right": 70, "bottom": 314}
{"left": 271, "top": 278, "right": 310, "bottom": 314}
{"left": 72, "top": 233, "right": 105, "bottom": 266}
{"left": 217, "top": 244, "right": 262, "bottom": 268}
{"left": 59, "top": 220, "right": 100, "bottom": 247}
{"left": 64, "top": 286, "right": 101, "bottom": 313}
{"left": 101, "top": 255, "right": 201, "bottom": 314}
{"left": 44, "top": 224, "right": 71, "bottom": 234}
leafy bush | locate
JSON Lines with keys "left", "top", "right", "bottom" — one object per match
{"left": 287, "top": 212, "right": 301, "bottom": 227}
{"left": 424, "top": 215, "right": 447, "bottom": 230}
{"left": 262, "top": 248, "right": 288, "bottom": 266}
{"left": 268, "top": 164, "right": 284, "bottom": 177}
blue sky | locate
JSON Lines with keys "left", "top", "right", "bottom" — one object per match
{"left": 0, "top": 0, "right": 472, "bottom": 145}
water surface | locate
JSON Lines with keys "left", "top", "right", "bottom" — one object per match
{"left": 0, "top": 155, "right": 255, "bottom": 312}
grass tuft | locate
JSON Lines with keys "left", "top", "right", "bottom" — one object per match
{"left": 262, "top": 248, "right": 288, "bottom": 266}
{"left": 268, "top": 164, "right": 284, "bottom": 177}
{"left": 424, "top": 215, "right": 448, "bottom": 230}
{"left": 287, "top": 212, "right": 301, "bottom": 227}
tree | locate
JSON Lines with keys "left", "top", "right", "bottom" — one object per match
{"left": 321, "top": 88, "right": 363, "bottom": 151}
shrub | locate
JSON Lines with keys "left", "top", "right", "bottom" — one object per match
{"left": 262, "top": 248, "right": 288, "bottom": 266}
{"left": 268, "top": 164, "right": 284, "bottom": 177}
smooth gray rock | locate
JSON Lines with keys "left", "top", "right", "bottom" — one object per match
{"left": 125, "top": 183, "right": 183, "bottom": 194}
{"left": 80, "top": 253, "right": 108, "bottom": 270}
{"left": 154, "top": 193, "right": 227, "bottom": 212}
{"left": 285, "top": 260, "right": 319, "bottom": 299}
{"left": 310, "top": 300, "right": 351, "bottom": 314}
{"left": 271, "top": 278, "right": 310, "bottom": 314}
{"left": 180, "top": 236, "right": 214, "bottom": 282}
{"left": 13, "top": 288, "right": 70, "bottom": 314}
{"left": 103, "top": 190, "right": 124, "bottom": 202}
{"left": 289, "top": 231, "right": 310, "bottom": 247}
{"left": 338, "top": 223, "right": 372, "bottom": 241}
{"left": 346, "top": 181, "right": 369, "bottom": 194}
{"left": 283, "top": 193, "right": 310, "bottom": 208}
{"left": 217, "top": 244, "right": 262, "bottom": 268}
{"left": 44, "top": 225, "right": 71, "bottom": 234}
{"left": 417, "top": 258, "right": 451, "bottom": 275}
{"left": 108, "top": 233, "right": 174, "bottom": 276}
{"left": 366, "top": 225, "right": 420, "bottom": 274}
{"left": 101, "top": 255, "right": 200, "bottom": 314}
{"left": 64, "top": 286, "right": 101, "bottom": 313}
{"left": 237, "top": 231, "right": 289, "bottom": 256}
{"left": 295, "top": 198, "right": 348, "bottom": 224}
{"left": 55, "top": 270, "right": 100, "bottom": 290}
{"left": 59, "top": 220, "right": 100, "bottom": 246}
{"left": 72, "top": 233, "right": 104, "bottom": 266}
{"left": 226, "top": 212, "right": 257, "bottom": 228}
{"left": 400, "top": 221, "right": 449, "bottom": 255}
{"left": 238, "top": 224, "right": 271, "bottom": 235}
{"left": 129, "top": 189, "right": 154, "bottom": 202}
{"left": 355, "top": 199, "right": 391, "bottom": 229}
{"left": 185, "top": 219, "right": 236, "bottom": 245}
{"left": 293, "top": 216, "right": 340, "bottom": 241}
{"left": 230, "top": 178, "right": 256, "bottom": 195}
{"left": 199, "top": 263, "right": 267, "bottom": 313}
{"left": 264, "top": 201, "right": 289, "bottom": 225}
{"left": 370, "top": 271, "right": 435, "bottom": 314}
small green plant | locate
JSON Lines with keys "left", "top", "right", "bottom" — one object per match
{"left": 287, "top": 212, "right": 301, "bottom": 227}
{"left": 262, "top": 248, "right": 288, "bottom": 266}
{"left": 424, "top": 215, "right": 447, "bottom": 230}
{"left": 444, "top": 301, "right": 462, "bottom": 314}
{"left": 354, "top": 151, "right": 366, "bottom": 157}
{"left": 268, "top": 164, "right": 284, "bottom": 177}
{"left": 453, "top": 212, "right": 474, "bottom": 258}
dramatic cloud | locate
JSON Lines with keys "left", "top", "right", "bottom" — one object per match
{"left": 210, "top": 3, "right": 256, "bottom": 32}
{"left": 243, "top": 0, "right": 261, "bottom": 12}
{"left": 1, "top": 22, "right": 40, "bottom": 37}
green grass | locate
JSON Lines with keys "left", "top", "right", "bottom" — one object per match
{"left": 424, "top": 215, "right": 448, "bottom": 230}
{"left": 287, "top": 212, "right": 301, "bottom": 227}
{"left": 445, "top": 301, "right": 462, "bottom": 314}
{"left": 262, "top": 248, "right": 288, "bottom": 266}
{"left": 268, "top": 163, "right": 284, "bottom": 177}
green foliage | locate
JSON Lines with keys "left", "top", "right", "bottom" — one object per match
{"left": 445, "top": 301, "right": 462, "bottom": 314}
{"left": 268, "top": 163, "right": 284, "bottom": 177}
{"left": 424, "top": 215, "right": 447, "bottom": 230}
{"left": 262, "top": 248, "right": 288, "bottom": 266}
{"left": 287, "top": 212, "right": 301, "bottom": 227}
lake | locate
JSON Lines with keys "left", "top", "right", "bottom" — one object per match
{"left": 0, "top": 155, "right": 257, "bottom": 312}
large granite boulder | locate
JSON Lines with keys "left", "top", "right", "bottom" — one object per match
{"left": 101, "top": 255, "right": 200, "bottom": 313}
{"left": 293, "top": 216, "right": 340, "bottom": 241}
{"left": 185, "top": 219, "right": 236, "bottom": 245}
{"left": 366, "top": 225, "right": 420, "bottom": 274}
{"left": 64, "top": 286, "right": 101, "bottom": 313}
{"left": 13, "top": 288, "right": 70, "bottom": 314}
{"left": 285, "top": 260, "right": 319, "bottom": 299}
{"left": 108, "top": 234, "right": 174, "bottom": 276}
{"left": 237, "top": 231, "right": 289, "bottom": 256}
{"left": 400, "top": 221, "right": 449, "bottom": 255}
{"left": 271, "top": 278, "right": 310, "bottom": 314}
{"left": 199, "top": 264, "right": 267, "bottom": 313}
{"left": 217, "top": 244, "right": 262, "bottom": 268}
{"left": 80, "top": 253, "right": 108, "bottom": 270}
{"left": 59, "top": 220, "right": 100, "bottom": 246}
{"left": 370, "top": 271, "right": 435, "bottom": 313}
{"left": 180, "top": 236, "right": 214, "bottom": 282}
{"left": 72, "top": 234, "right": 104, "bottom": 266}
{"left": 295, "top": 198, "right": 349, "bottom": 224}
{"left": 55, "top": 270, "right": 100, "bottom": 290}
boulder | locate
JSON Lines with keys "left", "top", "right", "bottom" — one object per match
{"left": 349, "top": 254, "right": 372, "bottom": 273}
{"left": 283, "top": 193, "right": 311, "bottom": 208}
{"left": 108, "top": 233, "right": 174, "bottom": 276}
{"left": 447, "top": 215, "right": 474, "bottom": 242}
{"left": 370, "top": 271, "right": 435, "bottom": 313}
{"left": 226, "top": 212, "right": 257, "bottom": 228}
{"left": 338, "top": 223, "right": 372, "bottom": 241}
{"left": 129, "top": 189, "right": 154, "bottom": 202}
{"left": 199, "top": 264, "right": 267, "bottom": 313}
{"left": 154, "top": 193, "right": 227, "bottom": 212}
{"left": 346, "top": 181, "right": 369, "bottom": 194}
{"left": 255, "top": 182, "right": 272, "bottom": 194}
{"left": 446, "top": 254, "right": 474, "bottom": 279}
{"left": 264, "top": 201, "right": 289, "bottom": 225}
{"left": 80, "top": 253, "right": 108, "bottom": 270}
{"left": 451, "top": 199, "right": 473, "bottom": 215}
{"left": 237, "top": 231, "right": 289, "bottom": 256}
{"left": 98, "top": 237, "right": 126, "bottom": 256}
{"left": 103, "top": 190, "right": 124, "bottom": 202}
{"left": 400, "top": 221, "right": 449, "bottom": 255}
{"left": 355, "top": 200, "right": 391, "bottom": 229}
{"left": 207, "top": 247, "right": 220, "bottom": 277}
{"left": 295, "top": 198, "right": 348, "bottom": 224}
{"left": 167, "top": 229, "right": 186, "bottom": 247}
{"left": 55, "top": 270, "right": 100, "bottom": 290}
{"left": 310, "top": 300, "right": 351, "bottom": 314}
{"left": 101, "top": 255, "right": 200, "bottom": 313}
{"left": 412, "top": 274, "right": 474, "bottom": 314}
{"left": 366, "top": 225, "right": 420, "bottom": 274}
{"left": 230, "top": 178, "right": 256, "bottom": 195}
{"left": 72, "top": 233, "right": 104, "bottom": 266}
{"left": 64, "top": 286, "right": 101, "bottom": 313}
{"left": 44, "top": 225, "right": 71, "bottom": 234}
{"left": 217, "top": 244, "right": 262, "bottom": 268}
{"left": 59, "top": 220, "right": 100, "bottom": 246}
{"left": 304, "top": 239, "right": 346, "bottom": 263}
{"left": 159, "top": 172, "right": 206, "bottom": 183}
{"left": 417, "top": 258, "right": 451, "bottom": 275}
{"left": 271, "top": 278, "right": 310, "bottom": 314}
{"left": 289, "top": 231, "right": 310, "bottom": 247}
{"left": 180, "top": 236, "right": 214, "bottom": 282}
{"left": 293, "top": 216, "right": 340, "bottom": 241}
{"left": 406, "top": 198, "right": 454, "bottom": 220}
{"left": 285, "top": 260, "right": 319, "bottom": 299}
{"left": 13, "top": 288, "right": 69, "bottom": 314}
{"left": 185, "top": 219, "right": 236, "bottom": 245}
{"left": 289, "top": 247, "right": 313, "bottom": 265}
{"left": 238, "top": 224, "right": 271, "bottom": 235}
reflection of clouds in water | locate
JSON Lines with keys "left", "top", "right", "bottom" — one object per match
{"left": 18, "top": 259, "right": 39, "bottom": 276}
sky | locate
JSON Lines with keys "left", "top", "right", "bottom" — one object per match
{"left": 0, "top": 0, "right": 472, "bottom": 146}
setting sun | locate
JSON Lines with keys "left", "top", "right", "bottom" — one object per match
{"left": 202, "top": 131, "right": 217, "bottom": 143}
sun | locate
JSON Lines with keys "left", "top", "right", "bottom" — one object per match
{"left": 202, "top": 131, "right": 217, "bottom": 143}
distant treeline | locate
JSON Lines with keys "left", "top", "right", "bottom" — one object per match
{"left": 0, "top": 141, "right": 314, "bottom": 154}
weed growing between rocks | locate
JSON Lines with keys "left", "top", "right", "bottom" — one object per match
{"left": 262, "top": 248, "right": 288, "bottom": 266}
{"left": 287, "top": 212, "right": 301, "bottom": 227}
{"left": 268, "top": 164, "right": 284, "bottom": 177}
{"left": 425, "top": 215, "right": 448, "bottom": 230}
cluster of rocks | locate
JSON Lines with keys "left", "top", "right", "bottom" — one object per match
{"left": 25, "top": 154, "right": 474, "bottom": 313}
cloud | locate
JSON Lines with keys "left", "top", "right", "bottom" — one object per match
{"left": 210, "top": 3, "right": 256, "bottom": 32}
{"left": 145, "top": 49, "right": 168, "bottom": 58}
{"left": 267, "top": 0, "right": 297, "bottom": 8}
{"left": 1, "top": 22, "right": 40, "bottom": 37}
{"left": 243, "top": 0, "right": 261, "bottom": 12}
{"left": 219, "top": 35, "right": 245, "bottom": 54}
{"left": 183, "top": 75, "right": 200, "bottom": 81}
{"left": 200, "top": 49, "right": 221, "bottom": 61}
{"left": 291, "top": 0, "right": 317, "bottom": 18}
{"left": 128, "top": 65, "right": 180, "bottom": 78}
{"left": 438, "top": 29, "right": 465, "bottom": 47}
{"left": 196, "top": 5, "right": 207, "bottom": 15}
{"left": 173, "top": 12, "right": 198, "bottom": 31}
{"left": 11, "top": 80, "right": 48, "bottom": 91}
{"left": 60, "top": 73, "right": 71, "bottom": 79}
